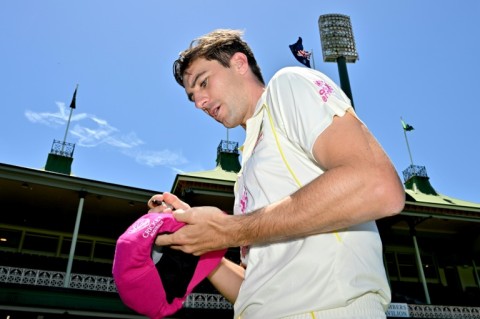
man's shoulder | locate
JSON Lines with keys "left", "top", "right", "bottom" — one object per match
{"left": 269, "top": 66, "right": 326, "bottom": 85}
{"left": 272, "top": 66, "right": 309, "bottom": 78}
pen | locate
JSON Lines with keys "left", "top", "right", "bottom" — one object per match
{"left": 152, "top": 199, "right": 174, "bottom": 209}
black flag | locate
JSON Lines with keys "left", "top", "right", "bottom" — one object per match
{"left": 69, "top": 85, "right": 78, "bottom": 109}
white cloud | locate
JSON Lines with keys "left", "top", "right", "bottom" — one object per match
{"left": 25, "top": 102, "right": 187, "bottom": 168}
{"left": 25, "top": 102, "right": 87, "bottom": 127}
{"left": 126, "top": 149, "right": 188, "bottom": 167}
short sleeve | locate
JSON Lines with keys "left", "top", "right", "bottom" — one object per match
{"left": 265, "top": 67, "right": 353, "bottom": 155}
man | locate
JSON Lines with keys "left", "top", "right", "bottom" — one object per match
{"left": 149, "top": 29, "right": 405, "bottom": 318}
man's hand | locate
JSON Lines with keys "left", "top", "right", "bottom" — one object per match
{"left": 154, "top": 206, "right": 234, "bottom": 256}
{"left": 148, "top": 192, "right": 236, "bottom": 256}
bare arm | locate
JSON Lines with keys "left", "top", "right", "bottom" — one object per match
{"left": 231, "top": 112, "right": 405, "bottom": 244}
{"left": 154, "top": 112, "right": 405, "bottom": 254}
{"left": 207, "top": 258, "right": 245, "bottom": 303}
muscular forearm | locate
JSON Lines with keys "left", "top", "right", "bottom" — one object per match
{"left": 231, "top": 158, "right": 405, "bottom": 247}
{"left": 228, "top": 113, "right": 405, "bottom": 247}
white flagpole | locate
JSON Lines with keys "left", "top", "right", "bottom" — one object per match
{"left": 401, "top": 117, "right": 414, "bottom": 166}
{"left": 61, "top": 84, "right": 78, "bottom": 154}
{"left": 310, "top": 48, "right": 316, "bottom": 70}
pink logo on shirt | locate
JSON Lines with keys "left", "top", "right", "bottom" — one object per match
{"left": 239, "top": 188, "right": 250, "bottom": 261}
{"left": 314, "top": 80, "right": 333, "bottom": 102}
{"left": 239, "top": 188, "right": 248, "bottom": 214}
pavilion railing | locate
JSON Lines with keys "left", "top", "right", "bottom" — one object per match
{"left": 2, "top": 265, "right": 479, "bottom": 317}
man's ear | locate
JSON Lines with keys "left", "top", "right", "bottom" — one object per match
{"left": 231, "top": 52, "right": 249, "bottom": 74}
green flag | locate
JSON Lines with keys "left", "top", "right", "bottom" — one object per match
{"left": 401, "top": 119, "right": 414, "bottom": 131}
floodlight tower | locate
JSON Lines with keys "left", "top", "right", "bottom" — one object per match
{"left": 318, "top": 14, "right": 359, "bottom": 109}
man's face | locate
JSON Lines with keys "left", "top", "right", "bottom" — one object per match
{"left": 183, "top": 57, "right": 249, "bottom": 128}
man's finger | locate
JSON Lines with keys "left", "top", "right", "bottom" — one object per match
{"left": 163, "top": 192, "right": 190, "bottom": 210}
{"left": 155, "top": 233, "right": 173, "bottom": 247}
{"left": 148, "top": 205, "right": 173, "bottom": 214}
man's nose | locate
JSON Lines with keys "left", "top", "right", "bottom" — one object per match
{"left": 195, "top": 95, "right": 208, "bottom": 112}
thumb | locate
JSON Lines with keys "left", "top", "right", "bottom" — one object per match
{"left": 163, "top": 192, "right": 190, "bottom": 210}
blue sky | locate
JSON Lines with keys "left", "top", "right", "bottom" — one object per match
{"left": 1, "top": 0, "right": 479, "bottom": 203}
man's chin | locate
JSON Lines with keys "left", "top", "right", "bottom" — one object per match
{"left": 221, "top": 121, "right": 237, "bottom": 129}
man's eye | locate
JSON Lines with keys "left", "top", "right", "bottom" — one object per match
{"left": 200, "top": 78, "right": 208, "bottom": 88}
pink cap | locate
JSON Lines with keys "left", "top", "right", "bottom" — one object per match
{"left": 112, "top": 213, "right": 226, "bottom": 319}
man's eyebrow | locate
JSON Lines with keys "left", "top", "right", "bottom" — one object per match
{"left": 189, "top": 70, "right": 206, "bottom": 89}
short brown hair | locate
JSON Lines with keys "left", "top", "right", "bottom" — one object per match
{"left": 173, "top": 29, "right": 265, "bottom": 87}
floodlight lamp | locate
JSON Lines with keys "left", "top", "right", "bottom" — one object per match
{"left": 318, "top": 14, "right": 359, "bottom": 63}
